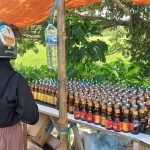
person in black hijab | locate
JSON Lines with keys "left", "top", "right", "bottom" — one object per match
{"left": 0, "top": 23, "right": 39, "bottom": 150}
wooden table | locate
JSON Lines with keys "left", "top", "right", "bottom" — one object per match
{"left": 37, "top": 103, "right": 150, "bottom": 148}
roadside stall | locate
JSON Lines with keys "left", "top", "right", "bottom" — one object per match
{"left": 0, "top": 0, "right": 149, "bottom": 150}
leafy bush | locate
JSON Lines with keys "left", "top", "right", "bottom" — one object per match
{"left": 96, "top": 59, "right": 143, "bottom": 86}
{"left": 16, "top": 59, "right": 146, "bottom": 87}
{"left": 15, "top": 65, "right": 57, "bottom": 81}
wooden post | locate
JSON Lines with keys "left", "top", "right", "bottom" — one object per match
{"left": 57, "top": 0, "right": 68, "bottom": 150}
{"left": 23, "top": 123, "right": 27, "bottom": 150}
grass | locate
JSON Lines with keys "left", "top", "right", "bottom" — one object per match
{"left": 14, "top": 44, "right": 47, "bottom": 68}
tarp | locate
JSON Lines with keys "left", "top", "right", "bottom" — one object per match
{"left": 0, "top": 0, "right": 100, "bottom": 28}
{"left": 132, "top": 0, "right": 150, "bottom": 4}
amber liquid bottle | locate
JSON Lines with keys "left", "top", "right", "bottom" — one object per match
{"left": 130, "top": 111, "right": 140, "bottom": 134}
{"left": 100, "top": 104, "right": 107, "bottom": 127}
{"left": 74, "top": 99, "right": 80, "bottom": 120}
{"left": 80, "top": 100, "right": 87, "bottom": 121}
{"left": 86, "top": 102, "right": 93, "bottom": 123}
{"left": 69, "top": 91, "right": 74, "bottom": 114}
{"left": 145, "top": 99, "right": 150, "bottom": 130}
{"left": 105, "top": 106, "right": 113, "bottom": 130}
{"left": 34, "top": 81, "right": 38, "bottom": 100}
{"left": 113, "top": 109, "right": 121, "bottom": 132}
{"left": 93, "top": 103, "right": 100, "bottom": 125}
{"left": 31, "top": 80, "right": 35, "bottom": 98}
{"left": 122, "top": 109, "right": 130, "bottom": 132}
{"left": 139, "top": 108, "right": 146, "bottom": 133}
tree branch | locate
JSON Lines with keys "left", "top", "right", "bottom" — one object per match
{"left": 66, "top": 10, "right": 128, "bottom": 28}
{"left": 112, "top": 0, "right": 132, "bottom": 20}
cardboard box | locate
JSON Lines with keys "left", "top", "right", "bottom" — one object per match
{"left": 28, "top": 113, "right": 53, "bottom": 147}
{"left": 28, "top": 139, "right": 43, "bottom": 150}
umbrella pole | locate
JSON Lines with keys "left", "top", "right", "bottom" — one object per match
{"left": 57, "top": 0, "right": 68, "bottom": 150}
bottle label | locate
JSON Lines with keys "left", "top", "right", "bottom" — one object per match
{"left": 101, "top": 117, "right": 106, "bottom": 126}
{"left": 122, "top": 122, "right": 130, "bottom": 132}
{"left": 93, "top": 115, "right": 100, "bottom": 124}
{"left": 105, "top": 119, "right": 113, "bottom": 129}
{"left": 113, "top": 122, "right": 121, "bottom": 131}
{"left": 87, "top": 114, "right": 93, "bottom": 122}
{"left": 99, "top": 116, "right": 102, "bottom": 124}
{"left": 45, "top": 35, "right": 58, "bottom": 45}
{"left": 69, "top": 106, "right": 74, "bottom": 113}
{"left": 80, "top": 112, "right": 87, "bottom": 121}
{"left": 34, "top": 92, "right": 38, "bottom": 99}
{"left": 130, "top": 122, "right": 139, "bottom": 131}
{"left": 74, "top": 111, "right": 80, "bottom": 119}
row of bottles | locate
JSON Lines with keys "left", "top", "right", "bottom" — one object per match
{"left": 29, "top": 78, "right": 150, "bottom": 134}
{"left": 29, "top": 79, "right": 58, "bottom": 106}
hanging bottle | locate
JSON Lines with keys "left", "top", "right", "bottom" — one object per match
{"left": 45, "top": 21, "right": 57, "bottom": 70}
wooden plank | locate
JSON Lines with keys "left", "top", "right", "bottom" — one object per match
{"left": 57, "top": 0, "right": 68, "bottom": 149}
{"left": 23, "top": 123, "right": 27, "bottom": 150}
{"left": 37, "top": 103, "right": 150, "bottom": 145}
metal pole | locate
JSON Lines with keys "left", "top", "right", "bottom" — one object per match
{"left": 57, "top": 0, "right": 68, "bottom": 150}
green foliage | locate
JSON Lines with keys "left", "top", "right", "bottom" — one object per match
{"left": 16, "top": 65, "right": 57, "bottom": 81}
{"left": 66, "top": 15, "right": 108, "bottom": 75}
{"left": 97, "top": 59, "right": 143, "bottom": 86}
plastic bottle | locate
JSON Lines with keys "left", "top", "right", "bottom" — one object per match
{"left": 45, "top": 22, "right": 57, "bottom": 70}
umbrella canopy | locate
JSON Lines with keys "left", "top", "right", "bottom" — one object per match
{"left": 0, "top": 0, "right": 100, "bottom": 28}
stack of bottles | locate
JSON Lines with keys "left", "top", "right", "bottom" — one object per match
{"left": 29, "top": 79, "right": 58, "bottom": 107}
{"left": 29, "top": 78, "right": 150, "bottom": 134}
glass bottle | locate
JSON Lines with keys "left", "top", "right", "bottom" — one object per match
{"left": 34, "top": 80, "right": 38, "bottom": 100}
{"left": 100, "top": 104, "right": 107, "bottom": 127}
{"left": 86, "top": 102, "right": 93, "bottom": 123}
{"left": 113, "top": 108, "right": 121, "bottom": 132}
{"left": 80, "top": 100, "right": 87, "bottom": 121}
{"left": 105, "top": 104, "right": 113, "bottom": 130}
{"left": 93, "top": 102, "right": 100, "bottom": 125}
{"left": 69, "top": 91, "right": 74, "bottom": 114}
{"left": 74, "top": 98, "right": 80, "bottom": 120}
{"left": 130, "top": 111, "right": 140, "bottom": 134}
{"left": 122, "top": 109, "right": 130, "bottom": 132}
{"left": 139, "top": 108, "right": 146, "bottom": 133}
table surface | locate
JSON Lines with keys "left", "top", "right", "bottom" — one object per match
{"left": 37, "top": 103, "right": 150, "bottom": 145}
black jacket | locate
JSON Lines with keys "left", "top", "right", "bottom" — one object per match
{"left": 0, "top": 59, "right": 39, "bottom": 127}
